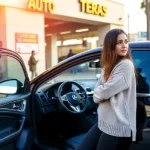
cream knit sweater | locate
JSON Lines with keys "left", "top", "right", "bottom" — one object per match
{"left": 93, "top": 59, "right": 137, "bottom": 141}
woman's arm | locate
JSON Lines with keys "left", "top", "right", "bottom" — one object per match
{"left": 93, "top": 61, "right": 134, "bottom": 103}
{"left": 94, "top": 70, "right": 104, "bottom": 88}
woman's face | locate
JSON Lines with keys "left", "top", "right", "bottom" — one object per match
{"left": 115, "top": 33, "right": 128, "bottom": 57}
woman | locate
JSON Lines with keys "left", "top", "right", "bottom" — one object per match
{"left": 76, "top": 29, "right": 136, "bottom": 150}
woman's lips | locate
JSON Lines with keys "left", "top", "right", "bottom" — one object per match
{"left": 121, "top": 50, "right": 127, "bottom": 53}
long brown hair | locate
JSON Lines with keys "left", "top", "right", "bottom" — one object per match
{"left": 101, "top": 29, "right": 133, "bottom": 81}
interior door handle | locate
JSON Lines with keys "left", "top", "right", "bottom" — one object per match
{"left": 13, "top": 104, "right": 19, "bottom": 109}
{"left": 0, "top": 100, "right": 26, "bottom": 112}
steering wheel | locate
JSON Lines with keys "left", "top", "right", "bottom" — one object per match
{"left": 57, "top": 81, "right": 87, "bottom": 114}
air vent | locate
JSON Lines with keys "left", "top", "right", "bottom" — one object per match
{"left": 85, "top": 87, "right": 91, "bottom": 92}
{"left": 85, "top": 87, "right": 94, "bottom": 95}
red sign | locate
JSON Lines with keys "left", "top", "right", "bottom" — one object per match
{"left": 0, "top": 41, "right": 3, "bottom": 48}
{"left": 15, "top": 33, "right": 38, "bottom": 43}
{"left": 15, "top": 33, "right": 39, "bottom": 53}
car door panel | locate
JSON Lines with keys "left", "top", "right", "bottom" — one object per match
{"left": 0, "top": 116, "right": 25, "bottom": 147}
{"left": 0, "top": 94, "right": 30, "bottom": 114}
{"left": 0, "top": 94, "right": 30, "bottom": 148}
{"left": 0, "top": 49, "right": 31, "bottom": 149}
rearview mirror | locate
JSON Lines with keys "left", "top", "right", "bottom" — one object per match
{"left": 0, "top": 79, "right": 18, "bottom": 94}
{"left": 89, "top": 60, "right": 101, "bottom": 68}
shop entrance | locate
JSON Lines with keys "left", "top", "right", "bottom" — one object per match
{"left": 44, "top": 17, "right": 105, "bottom": 69}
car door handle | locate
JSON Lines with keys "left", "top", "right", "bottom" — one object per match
{"left": 12, "top": 101, "right": 26, "bottom": 111}
{"left": 137, "top": 93, "right": 150, "bottom": 97}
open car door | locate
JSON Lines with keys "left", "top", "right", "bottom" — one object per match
{"left": 0, "top": 48, "right": 31, "bottom": 150}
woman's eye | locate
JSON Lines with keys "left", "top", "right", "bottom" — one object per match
{"left": 117, "top": 40, "right": 128, "bottom": 45}
{"left": 117, "top": 41, "right": 122, "bottom": 44}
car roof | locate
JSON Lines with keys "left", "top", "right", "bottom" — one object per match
{"left": 86, "top": 41, "right": 150, "bottom": 53}
{"left": 129, "top": 41, "right": 150, "bottom": 49}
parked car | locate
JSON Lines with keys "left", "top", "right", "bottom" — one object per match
{"left": 0, "top": 41, "right": 150, "bottom": 150}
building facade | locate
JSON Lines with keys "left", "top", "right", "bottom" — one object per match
{"left": 0, "top": 0, "right": 125, "bottom": 75}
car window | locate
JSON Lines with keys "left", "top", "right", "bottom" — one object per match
{"left": 132, "top": 50, "right": 150, "bottom": 93}
{"left": 0, "top": 55, "right": 25, "bottom": 95}
{"left": 50, "top": 59, "right": 102, "bottom": 83}
{"left": 132, "top": 50, "right": 150, "bottom": 116}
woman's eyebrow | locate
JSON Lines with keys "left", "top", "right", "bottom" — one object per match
{"left": 117, "top": 39, "right": 128, "bottom": 41}
{"left": 117, "top": 39, "right": 123, "bottom": 42}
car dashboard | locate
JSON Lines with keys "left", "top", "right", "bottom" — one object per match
{"left": 35, "top": 79, "right": 98, "bottom": 114}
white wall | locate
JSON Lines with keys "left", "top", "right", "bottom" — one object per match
{"left": 5, "top": 7, "right": 45, "bottom": 78}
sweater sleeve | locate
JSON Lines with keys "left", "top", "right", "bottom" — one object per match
{"left": 94, "top": 70, "right": 104, "bottom": 88}
{"left": 93, "top": 61, "right": 133, "bottom": 103}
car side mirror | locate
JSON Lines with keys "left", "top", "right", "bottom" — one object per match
{"left": 0, "top": 79, "right": 22, "bottom": 94}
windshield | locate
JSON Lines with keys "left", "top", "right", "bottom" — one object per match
{"left": 43, "top": 59, "right": 102, "bottom": 86}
